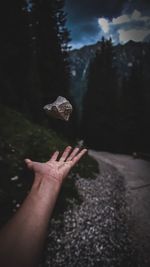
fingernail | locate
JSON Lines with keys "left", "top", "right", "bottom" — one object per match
{"left": 24, "top": 159, "right": 30, "bottom": 163}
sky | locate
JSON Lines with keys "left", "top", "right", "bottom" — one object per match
{"left": 65, "top": 0, "right": 150, "bottom": 49}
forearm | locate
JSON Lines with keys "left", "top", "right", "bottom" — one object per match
{"left": 0, "top": 177, "right": 61, "bottom": 267}
{"left": 0, "top": 146, "right": 87, "bottom": 267}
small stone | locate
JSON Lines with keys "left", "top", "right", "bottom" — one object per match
{"left": 11, "top": 176, "right": 19, "bottom": 181}
{"left": 43, "top": 96, "right": 73, "bottom": 121}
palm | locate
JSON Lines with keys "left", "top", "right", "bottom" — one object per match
{"left": 25, "top": 146, "right": 87, "bottom": 185}
{"left": 46, "top": 161, "right": 73, "bottom": 182}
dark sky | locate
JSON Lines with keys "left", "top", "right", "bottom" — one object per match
{"left": 65, "top": 0, "right": 150, "bottom": 49}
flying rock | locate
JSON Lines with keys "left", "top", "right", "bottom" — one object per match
{"left": 43, "top": 96, "right": 73, "bottom": 122}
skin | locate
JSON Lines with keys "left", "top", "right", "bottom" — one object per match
{"left": 0, "top": 146, "right": 87, "bottom": 267}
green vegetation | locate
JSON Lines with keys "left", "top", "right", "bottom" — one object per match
{"left": 0, "top": 105, "right": 99, "bottom": 224}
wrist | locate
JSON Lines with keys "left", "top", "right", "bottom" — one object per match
{"left": 32, "top": 175, "right": 62, "bottom": 197}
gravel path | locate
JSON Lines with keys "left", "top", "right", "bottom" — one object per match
{"left": 89, "top": 151, "right": 150, "bottom": 267}
{"left": 41, "top": 154, "right": 140, "bottom": 267}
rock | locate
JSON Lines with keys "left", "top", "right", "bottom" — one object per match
{"left": 77, "top": 140, "right": 84, "bottom": 148}
{"left": 11, "top": 176, "right": 19, "bottom": 181}
{"left": 43, "top": 96, "right": 73, "bottom": 121}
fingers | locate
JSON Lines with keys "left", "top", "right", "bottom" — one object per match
{"left": 50, "top": 151, "right": 59, "bottom": 162}
{"left": 49, "top": 146, "right": 87, "bottom": 164}
{"left": 71, "top": 149, "right": 87, "bottom": 167}
{"left": 66, "top": 147, "right": 80, "bottom": 161}
{"left": 59, "top": 146, "right": 72, "bottom": 162}
{"left": 24, "top": 159, "right": 33, "bottom": 170}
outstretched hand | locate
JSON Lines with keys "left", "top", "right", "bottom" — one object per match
{"left": 0, "top": 146, "right": 87, "bottom": 267}
{"left": 25, "top": 146, "right": 87, "bottom": 186}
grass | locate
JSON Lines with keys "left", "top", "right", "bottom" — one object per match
{"left": 0, "top": 104, "right": 99, "bottom": 225}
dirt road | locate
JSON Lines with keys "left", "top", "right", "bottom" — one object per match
{"left": 89, "top": 150, "right": 150, "bottom": 265}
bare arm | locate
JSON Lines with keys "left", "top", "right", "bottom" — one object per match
{"left": 0, "top": 146, "right": 87, "bottom": 267}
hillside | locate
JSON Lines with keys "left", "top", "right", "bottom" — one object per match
{"left": 69, "top": 41, "right": 150, "bottom": 111}
{"left": 0, "top": 105, "right": 98, "bottom": 226}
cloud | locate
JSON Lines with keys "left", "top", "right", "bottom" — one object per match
{"left": 132, "top": 10, "right": 141, "bottom": 20}
{"left": 65, "top": 0, "right": 150, "bottom": 49}
{"left": 112, "top": 14, "right": 130, "bottom": 25}
{"left": 98, "top": 18, "right": 110, "bottom": 33}
{"left": 114, "top": 10, "right": 150, "bottom": 43}
{"left": 112, "top": 9, "right": 150, "bottom": 25}
{"left": 118, "top": 29, "right": 150, "bottom": 43}
{"left": 97, "top": 9, "right": 150, "bottom": 45}
{"left": 65, "top": 0, "right": 128, "bottom": 48}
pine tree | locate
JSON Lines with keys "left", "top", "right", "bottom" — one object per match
{"left": 31, "top": 0, "right": 70, "bottom": 105}
{"left": 30, "top": 0, "right": 78, "bottom": 138}
{"left": 121, "top": 61, "right": 147, "bottom": 152}
{"left": 0, "top": 1, "right": 76, "bottom": 138}
{"left": 0, "top": 1, "right": 30, "bottom": 110}
{"left": 0, "top": 0, "right": 71, "bottom": 119}
{"left": 82, "top": 38, "right": 118, "bottom": 150}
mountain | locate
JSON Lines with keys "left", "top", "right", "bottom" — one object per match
{"left": 69, "top": 41, "right": 150, "bottom": 114}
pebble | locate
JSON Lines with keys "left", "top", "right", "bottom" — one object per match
{"left": 42, "top": 161, "right": 139, "bottom": 267}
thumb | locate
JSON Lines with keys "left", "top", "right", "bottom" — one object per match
{"left": 24, "top": 159, "right": 33, "bottom": 170}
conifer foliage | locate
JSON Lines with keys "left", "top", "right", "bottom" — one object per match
{"left": 0, "top": 0, "right": 70, "bottom": 122}
{"left": 81, "top": 38, "right": 148, "bottom": 153}
{"left": 118, "top": 61, "right": 147, "bottom": 152}
{"left": 82, "top": 38, "right": 117, "bottom": 151}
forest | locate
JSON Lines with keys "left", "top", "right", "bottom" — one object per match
{"left": 0, "top": 0, "right": 98, "bottom": 224}
{"left": 81, "top": 38, "right": 150, "bottom": 153}
{"left": 0, "top": 1, "right": 149, "bottom": 153}
{"left": 0, "top": 1, "right": 150, "bottom": 266}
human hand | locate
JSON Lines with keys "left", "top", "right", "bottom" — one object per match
{"left": 25, "top": 146, "right": 87, "bottom": 186}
